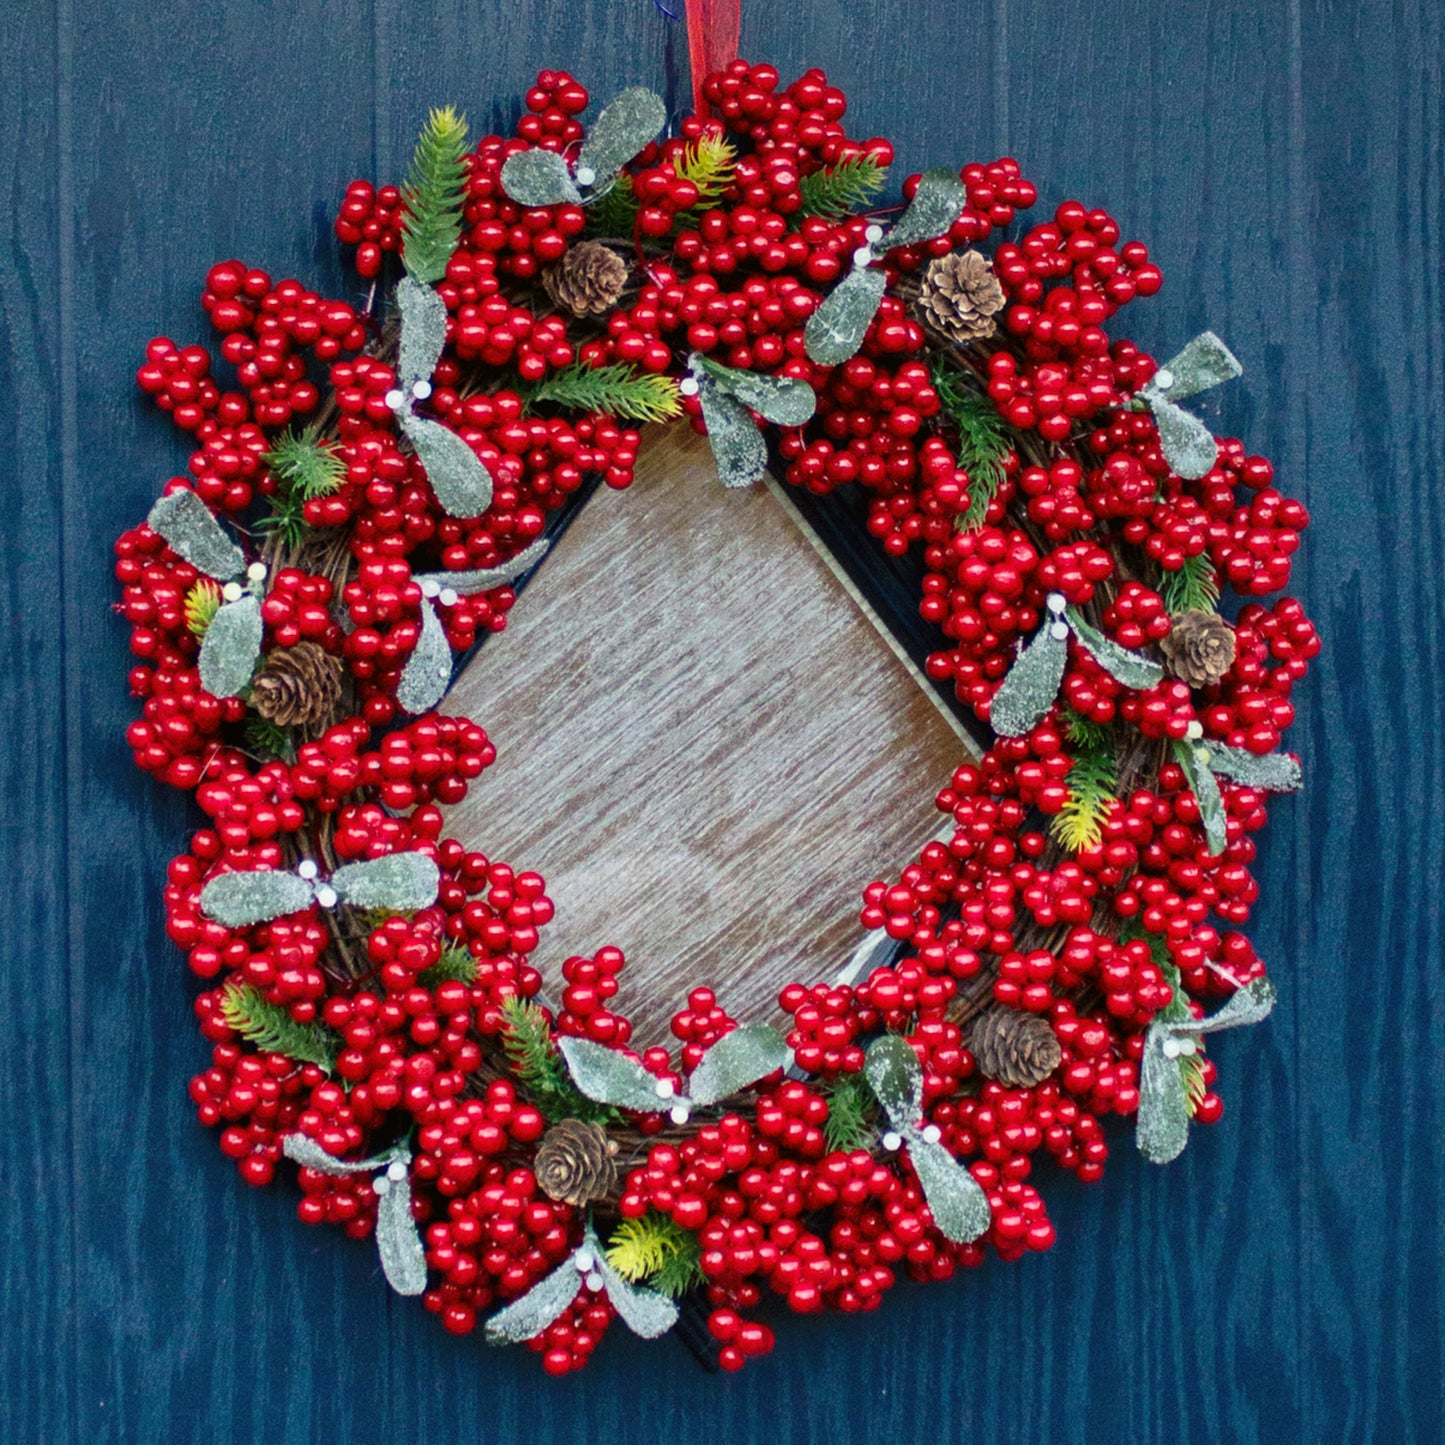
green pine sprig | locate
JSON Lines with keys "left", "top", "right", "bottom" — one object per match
{"left": 822, "top": 1070, "right": 876, "bottom": 1153}
{"left": 932, "top": 362, "right": 1013, "bottom": 530}
{"left": 184, "top": 579, "right": 222, "bottom": 637}
{"left": 526, "top": 363, "right": 682, "bottom": 423}
{"left": 797, "top": 154, "right": 887, "bottom": 219}
{"left": 1051, "top": 713, "right": 1119, "bottom": 853}
{"left": 418, "top": 943, "right": 479, "bottom": 989}
{"left": 220, "top": 983, "right": 339, "bottom": 1070}
{"left": 1159, "top": 552, "right": 1222, "bottom": 616}
{"left": 243, "top": 715, "right": 296, "bottom": 763}
{"left": 605, "top": 1212, "right": 703, "bottom": 1298}
{"left": 264, "top": 431, "right": 346, "bottom": 500}
{"left": 586, "top": 173, "right": 639, "bottom": 237}
{"left": 499, "top": 996, "right": 616, "bottom": 1124}
{"left": 401, "top": 106, "right": 470, "bottom": 284}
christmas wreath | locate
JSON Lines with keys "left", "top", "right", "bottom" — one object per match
{"left": 114, "top": 58, "right": 1318, "bottom": 1374}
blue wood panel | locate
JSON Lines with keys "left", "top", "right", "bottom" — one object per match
{"left": 1, "top": 0, "right": 1440, "bottom": 1440}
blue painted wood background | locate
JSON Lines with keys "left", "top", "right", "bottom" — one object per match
{"left": 3, "top": 1, "right": 1441, "bottom": 1440}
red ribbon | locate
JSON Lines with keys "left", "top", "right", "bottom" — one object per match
{"left": 684, "top": 0, "right": 741, "bottom": 117}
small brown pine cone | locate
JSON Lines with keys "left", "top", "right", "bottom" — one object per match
{"left": 917, "top": 249, "right": 1006, "bottom": 343}
{"left": 1160, "top": 609, "right": 1237, "bottom": 688}
{"left": 971, "top": 1008, "right": 1062, "bottom": 1089}
{"left": 542, "top": 241, "right": 629, "bottom": 317}
{"left": 534, "top": 1119, "right": 620, "bottom": 1207}
{"left": 249, "top": 641, "right": 343, "bottom": 728}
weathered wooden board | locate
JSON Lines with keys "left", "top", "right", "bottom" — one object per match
{"left": 445, "top": 424, "right": 970, "bottom": 1042}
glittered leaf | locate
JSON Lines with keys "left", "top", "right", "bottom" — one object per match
{"left": 413, "top": 537, "right": 550, "bottom": 598}
{"left": 803, "top": 266, "right": 887, "bottom": 366}
{"left": 1136, "top": 1026, "right": 1192, "bottom": 1163}
{"left": 1176, "top": 741, "right": 1229, "bottom": 856}
{"left": 283, "top": 1133, "right": 386, "bottom": 1174}
{"left": 596, "top": 1252, "right": 680, "bottom": 1338}
{"left": 878, "top": 168, "right": 966, "bottom": 252}
{"left": 695, "top": 355, "right": 816, "bottom": 427}
{"left": 396, "top": 275, "right": 449, "bottom": 389}
{"left": 558, "top": 1036, "right": 671, "bottom": 1114}
{"left": 1169, "top": 975, "right": 1277, "bottom": 1036}
{"left": 864, "top": 1034, "right": 923, "bottom": 1129}
{"left": 201, "top": 868, "right": 315, "bottom": 928}
{"left": 989, "top": 615, "right": 1068, "bottom": 738}
{"left": 1065, "top": 607, "right": 1164, "bottom": 691}
{"left": 484, "top": 1254, "right": 583, "bottom": 1344}
{"left": 905, "top": 1133, "right": 991, "bottom": 1243}
{"left": 578, "top": 87, "right": 666, "bottom": 185}
{"left": 1148, "top": 395, "right": 1219, "bottom": 480}
{"left": 395, "top": 599, "right": 453, "bottom": 716}
{"left": 499, "top": 148, "right": 581, "bottom": 207}
{"left": 400, "top": 412, "right": 494, "bottom": 518}
{"left": 696, "top": 377, "right": 768, "bottom": 489}
{"left": 331, "top": 851, "right": 440, "bottom": 911}
{"left": 687, "top": 1024, "right": 790, "bottom": 1107}
{"left": 1146, "top": 331, "right": 1242, "bottom": 403}
{"left": 198, "top": 594, "right": 263, "bottom": 699}
{"left": 1203, "top": 743, "right": 1303, "bottom": 793}
{"left": 147, "top": 489, "right": 245, "bottom": 581}
{"left": 376, "top": 1160, "right": 428, "bottom": 1296}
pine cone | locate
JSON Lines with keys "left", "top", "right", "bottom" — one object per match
{"left": 249, "top": 642, "right": 343, "bottom": 728}
{"left": 971, "top": 1009, "right": 1062, "bottom": 1089}
{"left": 534, "top": 1119, "right": 619, "bottom": 1207}
{"left": 542, "top": 241, "right": 629, "bottom": 317}
{"left": 916, "top": 249, "right": 1006, "bottom": 343}
{"left": 1160, "top": 609, "right": 1236, "bottom": 688}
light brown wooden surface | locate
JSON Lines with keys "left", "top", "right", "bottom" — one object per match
{"left": 443, "top": 425, "right": 971, "bottom": 1044}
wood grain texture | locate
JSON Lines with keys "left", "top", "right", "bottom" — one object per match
{"left": 444, "top": 424, "right": 969, "bottom": 1043}
{"left": 1, "top": 1, "right": 1440, "bottom": 1441}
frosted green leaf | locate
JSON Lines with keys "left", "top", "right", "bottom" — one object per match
{"left": 804, "top": 266, "right": 887, "bottom": 366}
{"left": 485, "top": 1253, "right": 583, "bottom": 1344}
{"left": 1145, "top": 331, "right": 1242, "bottom": 403}
{"left": 864, "top": 1034, "right": 923, "bottom": 1128}
{"left": 200, "top": 868, "right": 316, "bottom": 928}
{"left": 331, "top": 851, "right": 440, "bottom": 911}
{"left": 1065, "top": 607, "right": 1164, "bottom": 691}
{"left": 696, "top": 375, "right": 768, "bottom": 488}
{"left": 375, "top": 1159, "right": 428, "bottom": 1296}
{"left": 413, "top": 537, "right": 550, "bottom": 598}
{"left": 500, "top": 148, "right": 581, "bottom": 207}
{"left": 558, "top": 1036, "right": 671, "bottom": 1114}
{"left": 396, "top": 276, "right": 449, "bottom": 390}
{"left": 198, "top": 594, "right": 264, "bottom": 699}
{"left": 687, "top": 1024, "right": 790, "bottom": 1107}
{"left": 400, "top": 413, "right": 494, "bottom": 517}
{"left": 147, "top": 489, "right": 246, "bottom": 581}
{"left": 905, "top": 1133, "right": 991, "bottom": 1243}
{"left": 694, "top": 355, "right": 816, "bottom": 427}
{"left": 395, "top": 599, "right": 453, "bottom": 716}
{"left": 283, "top": 1133, "right": 387, "bottom": 1174}
{"left": 879, "top": 168, "right": 966, "bottom": 252}
{"left": 578, "top": 87, "right": 666, "bottom": 186}
{"left": 1136, "top": 1027, "right": 1192, "bottom": 1163}
{"left": 1176, "top": 740, "right": 1229, "bottom": 856}
{"left": 1149, "top": 395, "right": 1219, "bottom": 480}
{"left": 989, "top": 616, "right": 1068, "bottom": 738}
{"left": 1203, "top": 743, "right": 1303, "bottom": 793}
{"left": 596, "top": 1252, "right": 680, "bottom": 1338}
{"left": 1169, "top": 975, "right": 1276, "bottom": 1036}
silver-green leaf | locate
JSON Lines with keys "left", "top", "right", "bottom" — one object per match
{"left": 803, "top": 266, "right": 887, "bottom": 366}
{"left": 879, "top": 168, "right": 966, "bottom": 253}
{"left": 396, "top": 275, "right": 449, "bottom": 390}
{"left": 375, "top": 1158, "right": 428, "bottom": 1296}
{"left": 577, "top": 87, "right": 666, "bottom": 186}
{"left": 282, "top": 1133, "right": 386, "bottom": 1174}
{"left": 989, "top": 615, "right": 1069, "bottom": 738}
{"left": 696, "top": 376, "right": 768, "bottom": 488}
{"left": 695, "top": 355, "right": 816, "bottom": 427}
{"left": 484, "top": 1254, "right": 583, "bottom": 1344}
{"left": 1176, "top": 740, "right": 1229, "bottom": 855}
{"left": 558, "top": 1036, "right": 671, "bottom": 1114}
{"left": 201, "top": 868, "right": 316, "bottom": 928}
{"left": 330, "top": 851, "right": 440, "bottom": 911}
{"left": 413, "top": 537, "right": 550, "bottom": 599}
{"left": 395, "top": 596, "right": 453, "bottom": 715}
{"left": 1066, "top": 607, "right": 1164, "bottom": 691}
{"left": 687, "top": 1024, "right": 790, "bottom": 1108}
{"left": 1144, "top": 331, "right": 1242, "bottom": 404}
{"left": 864, "top": 1034, "right": 923, "bottom": 1128}
{"left": 499, "top": 148, "right": 582, "bottom": 207}
{"left": 1203, "top": 742, "right": 1302, "bottom": 793}
{"left": 147, "top": 488, "right": 246, "bottom": 582}
{"left": 595, "top": 1249, "right": 680, "bottom": 1338}
{"left": 905, "top": 1132, "right": 991, "bottom": 1243}
{"left": 399, "top": 412, "right": 494, "bottom": 518}
{"left": 1148, "top": 394, "right": 1219, "bottom": 480}
{"left": 1136, "top": 1026, "right": 1192, "bottom": 1164}
{"left": 198, "top": 594, "right": 263, "bottom": 699}
{"left": 1170, "top": 975, "right": 1276, "bottom": 1036}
